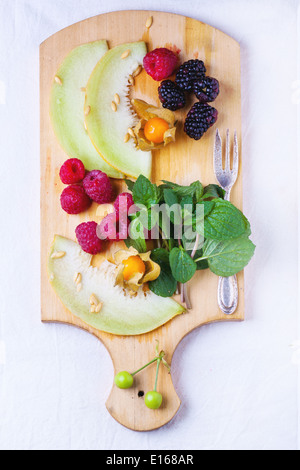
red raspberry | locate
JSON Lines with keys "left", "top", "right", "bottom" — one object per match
{"left": 83, "top": 170, "right": 114, "bottom": 204}
{"left": 59, "top": 158, "right": 86, "bottom": 184}
{"left": 143, "top": 48, "right": 178, "bottom": 81}
{"left": 98, "top": 213, "right": 129, "bottom": 241}
{"left": 114, "top": 193, "right": 134, "bottom": 218}
{"left": 75, "top": 222, "right": 103, "bottom": 254}
{"left": 60, "top": 185, "right": 92, "bottom": 214}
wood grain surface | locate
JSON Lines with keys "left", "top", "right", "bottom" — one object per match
{"left": 40, "top": 10, "right": 243, "bottom": 431}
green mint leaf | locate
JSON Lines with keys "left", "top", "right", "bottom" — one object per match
{"left": 132, "top": 175, "right": 159, "bottom": 208}
{"left": 200, "top": 237, "right": 256, "bottom": 277}
{"left": 242, "top": 214, "right": 252, "bottom": 237}
{"left": 163, "top": 188, "right": 178, "bottom": 206}
{"left": 202, "top": 200, "right": 215, "bottom": 217}
{"left": 169, "top": 247, "right": 197, "bottom": 284}
{"left": 186, "top": 248, "right": 209, "bottom": 271}
{"left": 182, "top": 232, "right": 196, "bottom": 250}
{"left": 195, "top": 200, "right": 215, "bottom": 219}
{"left": 127, "top": 218, "right": 147, "bottom": 253}
{"left": 196, "top": 199, "right": 249, "bottom": 240}
{"left": 201, "top": 184, "right": 226, "bottom": 200}
{"left": 150, "top": 248, "right": 170, "bottom": 265}
{"left": 160, "top": 180, "right": 203, "bottom": 203}
{"left": 133, "top": 206, "right": 157, "bottom": 231}
{"left": 125, "top": 237, "right": 147, "bottom": 253}
{"left": 195, "top": 258, "right": 209, "bottom": 270}
{"left": 149, "top": 249, "right": 178, "bottom": 298}
{"left": 180, "top": 195, "right": 194, "bottom": 210}
{"left": 124, "top": 179, "right": 135, "bottom": 192}
{"left": 192, "top": 181, "right": 204, "bottom": 202}
{"left": 156, "top": 186, "right": 164, "bottom": 203}
{"left": 163, "top": 189, "right": 181, "bottom": 225}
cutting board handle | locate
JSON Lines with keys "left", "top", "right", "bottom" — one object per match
{"left": 104, "top": 336, "right": 181, "bottom": 431}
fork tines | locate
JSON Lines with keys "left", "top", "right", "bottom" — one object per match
{"left": 214, "top": 129, "right": 239, "bottom": 178}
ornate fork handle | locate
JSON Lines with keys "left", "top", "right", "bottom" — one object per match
{"left": 218, "top": 275, "right": 238, "bottom": 315}
{"left": 218, "top": 187, "right": 239, "bottom": 314}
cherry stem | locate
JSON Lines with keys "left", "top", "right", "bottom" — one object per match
{"left": 132, "top": 357, "right": 159, "bottom": 376}
{"left": 154, "top": 358, "right": 161, "bottom": 392}
{"left": 132, "top": 351, "right": 166, "bottom": 377}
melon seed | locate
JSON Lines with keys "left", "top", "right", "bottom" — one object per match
{"left": 133, "top": 65, "right": 142, "bottom": 77}
{"left": 127, "top": 127, "right": 135, "bottom": 138}
{"left": 95, "top": 303, "right": 103, "bottom": 314}
{"left": 121, "top": 50, "right": 131, "bottom": 59}
{"left": 145, "top": 16, "right": 153, "bottom": 29}
{"left": 74, "top": 272, "right": 82, "bottom": 285}
{"left": 54, "top": 76, "right": 63, "bottom": 85}
{"left": 51, "top": 251, "right": 66, "bottom": 259}
{"left": 90, "top": 294, "right": 98, "bottom": 306}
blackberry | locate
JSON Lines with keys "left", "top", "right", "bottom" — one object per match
{"left": 175, "top": 59, "right": 206, "bottom": 92}
{"left": 158, "top": 80, "right": 186, "bottom": 111}
{"left": 193, "top": 77, "right": 220, "bottom": 103}
{"left": 184, "top": 103, "right": 218, "bottom": 140}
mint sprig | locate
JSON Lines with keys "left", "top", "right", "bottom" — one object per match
{"left": 125, "top": 177, "right": 255, "bottom": 308}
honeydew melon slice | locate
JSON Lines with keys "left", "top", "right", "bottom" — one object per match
{"left": 50, "top": 41, "right": 123, "bottom": 179}
{"left": 85, "top": 42, "right": 152, "bottom": 179}
{"left": 48, "top": 236, "right": 184, "bottom": 336}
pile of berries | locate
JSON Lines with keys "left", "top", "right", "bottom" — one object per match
{"left": 164, "top": 59, "right": 219, "bottom": 140}
{"left": 143, "top": 49, "right": 219, "bottom": 140}
{"left": 59, "top": 159, "right": 115, "bottom": 215}
{"left": 59, "top": 158, "right": 134, "bottom": 255}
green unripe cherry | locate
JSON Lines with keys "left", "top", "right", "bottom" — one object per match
{"left": 114, "top": 371, "right": 134, "bottom": 389}
{"left": 144, "top": 391, "right": 163, "bottom": 409}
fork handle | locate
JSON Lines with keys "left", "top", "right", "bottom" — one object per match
{"left": 218, "top": 275, "right": 238, "bottom": 315}
{"left": 224, "top": 190, "right": 231, "bottom": 202}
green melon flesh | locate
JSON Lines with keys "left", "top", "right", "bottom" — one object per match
{"left": 48, "top": 236, "right": 184, "bottom": 336}
{"left": 85, "top": 42, "right": 152, "bottom": 179}
{"left": 50, "top": 41, "right": 123, "bottom": 179}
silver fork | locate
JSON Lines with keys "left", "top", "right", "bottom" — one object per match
{"left": 213, "top": 129, "right": 239, "bottom": 315}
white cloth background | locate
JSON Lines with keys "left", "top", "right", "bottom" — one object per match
{"left": 0, "top": 0, "right": 299, "bottom": 450}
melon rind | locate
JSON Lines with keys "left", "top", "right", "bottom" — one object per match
{"left": 48, "top": 236, "right": 184, "bottom": 336}
{"left": 50, "top": 41, "right": 123, "bottom": 179}
{"left": 85, "top": 42, "right": 152, "bottom": 179}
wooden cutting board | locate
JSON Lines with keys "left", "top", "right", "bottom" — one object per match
{"left": 40, "top": 10, "right": 243, "bottom": 431}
